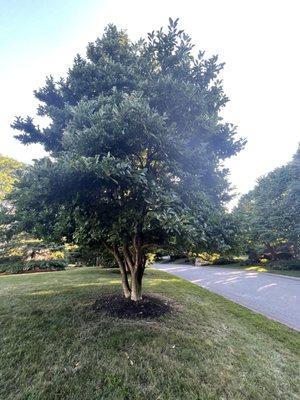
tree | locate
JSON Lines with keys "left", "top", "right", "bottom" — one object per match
{"left": 235, "top": 146, "right": 300, "bottom": 259}
{"left": 0, "top": 155, "right": 23, "bottom": 202}
{"left": 288, "top": 145, "right": 300, "bottom": 257}
{"left": 8, "top": 19, "right": 244, "bottom": 300}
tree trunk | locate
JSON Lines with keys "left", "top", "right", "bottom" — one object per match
{"left": 130, "top": 270, "right": 143, "bottom": 301}
{"left": 105, "top": 233, "right": 146, "bottom": 301}
{"left": 121, "top": 275, "right": 131, "bottom": 299}
{"left": 111, "top": 245, "right": 131, "bottom": 299}
{"left": 130, "top": 223, "right": 145, "bottom": 301}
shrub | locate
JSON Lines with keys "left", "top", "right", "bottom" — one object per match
{"left": 195, "top": 252, "right": 242, "bottom": 265}
{"left": 268, "top": 259, "right": 300, "bottom": 270}
{"left": 213, "top": 258, "right": 239, "bottom": 265}
{"left": 24, "top": 259, "right": 67, "bottom": 271}
{"left": 0, "top": 237, "right": 68, "bottom": 274}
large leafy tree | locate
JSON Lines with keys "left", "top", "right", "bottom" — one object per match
{"left": 236, "top": 146, "right": 300, "bottom": 259}
{"left": 287, "top": 146, "right": 300, "bottom": 256}
{"left": 8, "top": 19, "right": 244, "bottom": 300}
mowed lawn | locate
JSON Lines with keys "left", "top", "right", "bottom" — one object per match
{"left": 0, "top": 267, "right": 299, "bottom": 400}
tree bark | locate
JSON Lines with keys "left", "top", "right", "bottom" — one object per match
{"left": 103, "top": 233, "right": 146, "bottom": 301}
{"left": 130, "top": 270, "right": 143, "bottom": 301}
{"left": 123, "top": 243, "right": 134, "bottom": 273}
{"left": 110, "top": 244, "right": 131, "bottom": 299}
{"left": 130, "top": 225, "right": 146, "bottom": 301}
{"left": 120, "top": 271, "right": 131, "bottom": 299}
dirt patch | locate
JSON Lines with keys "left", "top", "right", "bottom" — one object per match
{"left": 93, "top": 293, "right": 174, "bottom": 320}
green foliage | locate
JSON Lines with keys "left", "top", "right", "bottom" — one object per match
{"left": 195, "top": 252, "right": 240, "bottom": 265}
{"left": 0, "top": 155, "right": 24, "bottom": 201}
{"left": 235, "top": 147, "right": 300, "bottom": 259}
{"left": 96, "top": 250, "right": 118, "bottom": 268}
{"left": 0, "top": 259, "right": 67, "bottom": 274}
{"left": 0, "top": 237, "right": 68, "bottom": 274}
{"left": 267, "top": 259, "right": 300, "bottom": 271}
{"left": 6, "top": 20, "right": 244, "bottom": 296}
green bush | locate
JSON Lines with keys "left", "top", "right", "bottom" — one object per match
{"left": 0, "top": 259, "right": 67, "bottom": 274}
{"left": 0, "top": 237, "right": 68, "bottom": 274}
{"left": 0, "top": 262, "right": 22, "bottom": 274}
{"left": 213, "top": 258, "right": 239, "bottom": 265}
{"left": 24, "top": 259, "right": 67, "bottom": 271}
{"left": 268, "top": 259, "right": 300, "bottom": 270}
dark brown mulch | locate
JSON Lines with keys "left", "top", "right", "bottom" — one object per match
{"left": 93, "top": 293, "right": 173, "bottom": 320}
{"left": 0, "top": 268, "right": 60, "bottom": 276}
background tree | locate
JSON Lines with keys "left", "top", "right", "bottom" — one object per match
{"left": 288, "top": 146, "right": 300, "bottom": 257}
{"left": 0, "top": 155, "right": 23, "bottom": 202}
{"left": 8, "top": 19, "right": 244, "bottom": 300}
{"left": 235, "top": 146, "right": 300, "bottom": 260}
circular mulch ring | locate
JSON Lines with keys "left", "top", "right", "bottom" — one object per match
{"left": 93, "top": 293, "right": 174, "bottom": 320}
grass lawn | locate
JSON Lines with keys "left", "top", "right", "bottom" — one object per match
{"left": 0, "top": 267, "right": 299, "bottom": 400}
{"left": 208, "top": 263, "right": 300, "bottom": 278}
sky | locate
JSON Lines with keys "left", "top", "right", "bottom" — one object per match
{"left": 0, "top": 0, "right": 299, "bottom": 206}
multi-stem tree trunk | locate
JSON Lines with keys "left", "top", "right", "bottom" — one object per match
{"left": 107, "top": 230, "right": 146, "bottom": 301}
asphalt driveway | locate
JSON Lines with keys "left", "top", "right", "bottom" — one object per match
{"left": 153, "top": 263, "right": 300, "bottom": 331}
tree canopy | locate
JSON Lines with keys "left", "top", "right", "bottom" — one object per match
{"left": 7, "top": 19, "right": 244, "bottom": 300}
{"left": 235, "top": 146, "right": 300, "bottom": 259}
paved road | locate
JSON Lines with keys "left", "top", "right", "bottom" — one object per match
{"left": 153, "top": 263, "right": 300, "bottom": 331}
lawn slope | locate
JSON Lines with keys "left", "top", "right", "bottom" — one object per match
{"left": 0, "top": 267, "right": 299, "bottom": 400}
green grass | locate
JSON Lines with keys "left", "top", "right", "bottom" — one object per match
{"left": 0, "top": 267, "right": 299, "bottom": 400}
{"left": 208, "top": 263, "right": 300, "bottom": 278}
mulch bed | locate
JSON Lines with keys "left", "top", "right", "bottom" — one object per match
{"left": 93, "top": 293, "right": 174, "bottom": 320}
{"left": 0, "top": 268, "right": 61, "bottom": 276}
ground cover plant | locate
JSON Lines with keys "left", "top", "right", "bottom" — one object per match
{"left": 0, "top": 267, "right": 299, "bottom": 400}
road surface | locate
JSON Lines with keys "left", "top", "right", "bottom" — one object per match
{"left": 153, "top": 263, "right": 300, "bottom": 331}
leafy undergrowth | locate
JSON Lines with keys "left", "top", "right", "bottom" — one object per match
{"left": 0, "top": 267, "right": 299, "bottom": 400}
